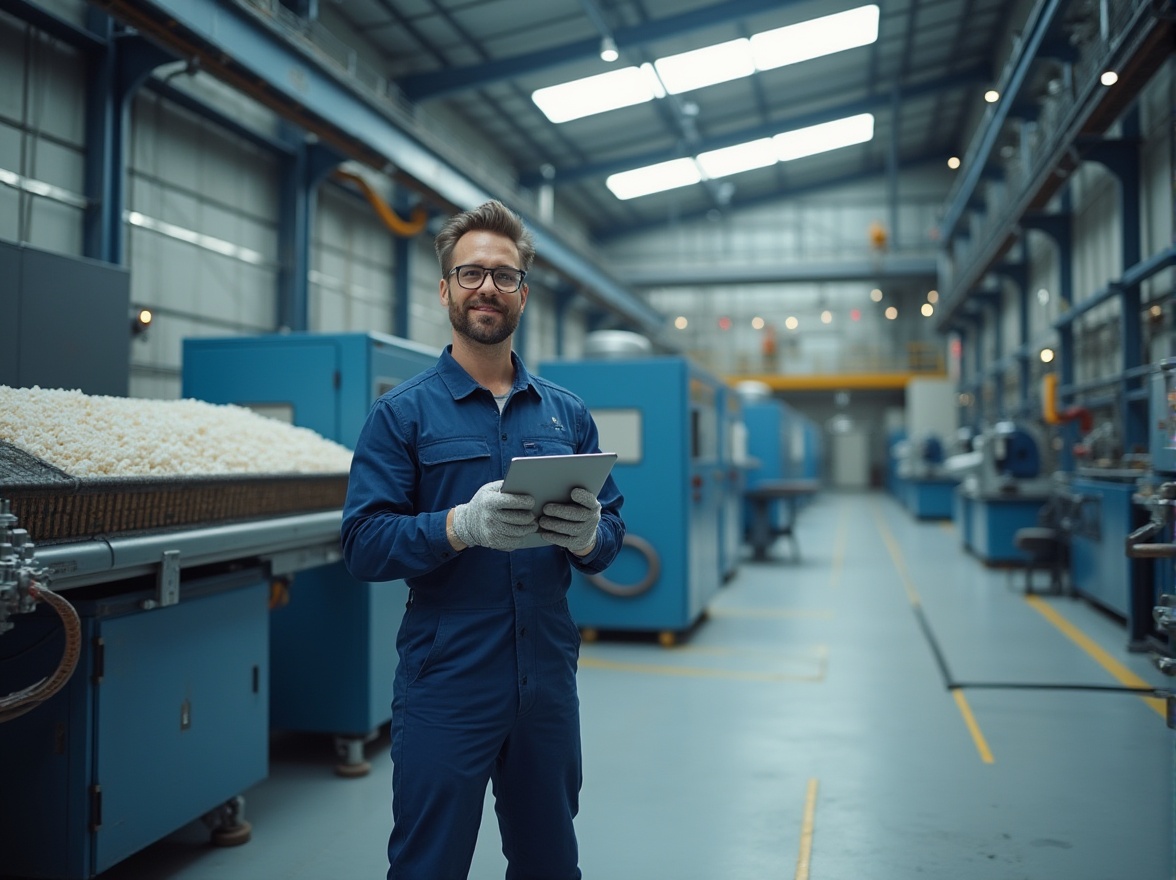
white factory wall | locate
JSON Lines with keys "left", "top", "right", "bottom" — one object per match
{"left": 0, "top": 10, "right": 87, "bottom": 254}
{"left": 126, "top": 86, "right": 282, "bottom": 399}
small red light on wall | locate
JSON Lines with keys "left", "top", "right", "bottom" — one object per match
{"left": 850, "top": 308, "right": 861, "bottom": 321}
{"left": 718, "top": 316, "right": 732, "bottom": 331}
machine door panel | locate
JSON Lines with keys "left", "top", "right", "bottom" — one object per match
{"left": 93, "top": 582, "right": 268, "bottom": 872}
{"left": 183, "top": 341, "right": 342, "bottom": 441}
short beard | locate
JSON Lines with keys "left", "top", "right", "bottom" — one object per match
{"left": 448, "top": 295, "right": 519, "bottom": 346}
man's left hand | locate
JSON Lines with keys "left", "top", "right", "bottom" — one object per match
{"left": 538, "top": 487, "right": 601, "bottom": 556}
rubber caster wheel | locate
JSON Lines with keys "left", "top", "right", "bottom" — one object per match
{"left": 581, "top": 627, "right": 598, "bottom": 643}
{"left": 335, "top": 760, "right": 372, "bottom": 778}
{"left": 658, "top": 630, "right": 677, "bottom": 647}
{"left": 211, "top": 821, "right": 252, "bottom": 847}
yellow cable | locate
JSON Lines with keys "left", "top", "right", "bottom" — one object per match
{"left": 333, "top": 170, "right": 428, "bottom": 237}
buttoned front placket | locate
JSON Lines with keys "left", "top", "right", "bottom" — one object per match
{"left": 501, "top": 388, "right": 538, "bottom": 715}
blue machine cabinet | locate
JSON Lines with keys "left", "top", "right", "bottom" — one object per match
{"left": 905, "top": 477, "right": 959, "bottom": 519}
{"left": 539, "top": 356, "right": 725, "bottom": 643}
{"left": 0, "top": 572, "right": 269, "bottom": 879}
{"left": 956, "top": 489, "right": 1051, "bottom": 564}
{"left": 1070, "top": 476, "right": 1145, "bottom": 621}
{"left": 182, "top": 332, "right": 439, "bottom": 772}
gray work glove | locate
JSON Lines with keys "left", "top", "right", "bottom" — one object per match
{"left": 452, "top": 480, "right": 537, "bottom": 551}
{"left": 538, "top": 487, "right": 601, "bottom": 555}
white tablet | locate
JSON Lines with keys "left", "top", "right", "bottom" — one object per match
{"left": 500, "top": 452, "right": 618, "bottom": 549}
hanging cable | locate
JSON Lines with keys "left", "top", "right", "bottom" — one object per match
{"left": 332, "top": 170, "right": 428, "bottom": 237}
{"left": 0, "top": 581, "right": 82, "bottom": 724}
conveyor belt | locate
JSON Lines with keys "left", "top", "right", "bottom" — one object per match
{"left": 33, "top": 509, "right": 344, "bottom": 592}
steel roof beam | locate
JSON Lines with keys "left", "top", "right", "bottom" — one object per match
{"left": 523, "top": 65, "right": 987, "bottom": 188}
{"left": 398, "top": 0, "right": 813, "bottom": 101}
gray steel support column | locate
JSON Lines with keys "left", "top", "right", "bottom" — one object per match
{"left": 552, "top": 285, "right": 576, "bottom": 358}
{"left": 1085, "top": 126, "right": 1144, "bottom": 448}
{"left": 277, "top": 133, "right": 341, "bottom": 332}
{"left": 82, "top": 13, "right": 174, "bottom": 264}
{"left": 392, "top": 188, "right": 418, "bottom": 339}
{"left": 995, "top": 258, "right": 1029, "bottom": 413}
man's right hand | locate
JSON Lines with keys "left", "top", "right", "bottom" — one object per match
{"left": 451, "top": 480, "right": 537, "bottom": 551}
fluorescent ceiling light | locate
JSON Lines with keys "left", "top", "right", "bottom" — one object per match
{"left": 532, "top": 4, "right": 878, "bottom": 121}
{"left": 608, "top": 113, "right": 875, "bottom": 200}
{"left": 654, "top": 38, "right": 756, "bottom": 95}
{"left": 696, "top": 139, "right": 777, "bottom": 179}
{"left": 532, "top": 65, "right": 662, "bottom": 123}
{"left": 751, "top": 5, "right": 880, "bottom": 70}
{"left": 774, "top": 114, "right": 874, "bottom": 162}
{"left": 606, "top": 157, "right": 701, "bottom": 200}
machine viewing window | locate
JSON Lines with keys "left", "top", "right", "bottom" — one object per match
{"left": 590, "top": 408, "right": 642, "bottom": 464}
{"left": 245, "top": 402, "right": 294, "bottom": 424}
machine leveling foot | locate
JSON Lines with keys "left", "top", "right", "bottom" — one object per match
{"left": 334, "top": 733, "right": 374, "bottom": 778}
{"left": 203, "top": 795, "right": 252, "bottom": 847}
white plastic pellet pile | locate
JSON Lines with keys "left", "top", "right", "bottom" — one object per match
{"left": 0, "top": 385, "right": 353, "bottom": 478}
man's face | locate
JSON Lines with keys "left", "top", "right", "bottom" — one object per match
{"left": 441, "top": 230, "right": 528, "bottom": 347}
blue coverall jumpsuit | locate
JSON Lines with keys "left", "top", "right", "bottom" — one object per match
{"left": 341, "top": 346, "right": 625, "bottom": 880}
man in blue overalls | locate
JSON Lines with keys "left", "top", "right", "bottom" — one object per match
{"left": 341, "top": 200, "right": 625, "bottom": 880}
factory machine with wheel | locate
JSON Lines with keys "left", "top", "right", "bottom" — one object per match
{"left": 540, "top": 347, "right": 727, "bottom": 644}
{"left": 182, "top": 332, "right": 438, "bottom": 774}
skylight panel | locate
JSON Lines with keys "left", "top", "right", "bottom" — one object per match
{"left": 653, "top": 38, "right": 756, "bottom": 95}
{"left": 696, "top": 139, "right": 777, "bottom": 179}
{"left": 531, "top": 5, "right": 878, "bottom": 122}
{"left": 773, "top": 114, "right": 875, "bottom": 162}
{"left": 605, "top": 113, "right": 875, "bottom": 201}
{"left": 751, "top": 5, "right": 880, "bottom": 70}
{"left": 532, "top": 66, "right": 661, "bottom": 123}
{"left": 606, "top": 157, "right": 701, "bottom": 200}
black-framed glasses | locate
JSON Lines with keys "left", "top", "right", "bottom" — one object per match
{"left": 447, "top": 264, "right": 526, "bottom": 293}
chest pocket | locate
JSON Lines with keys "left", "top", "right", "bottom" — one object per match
{"left": 520, "top": 438, "right": 577, "bottom": 457}
{"left": 418, "top": 437, "right": 491, "bottom": 466}
{"left": 417, "top": 437, "right": 492, "bottom": 502}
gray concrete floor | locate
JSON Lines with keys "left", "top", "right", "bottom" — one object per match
{"left": 92, "top": 490, "right": 1173, "bottom": 879}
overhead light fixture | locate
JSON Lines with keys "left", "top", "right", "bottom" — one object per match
{"left": 1100, "top": 70, "right": 1119, "bottom": 86}
{"left": 605, "top": 113, "right": 876, "bottom": 200}
{"left": 984, "top": 89, "right": 1000, "bottom": 103}
{"left": 654, "top": 38, "right": 756, "bottom": 94}
{"left": 532, "top": 64, "right": 663, "bottom": 123}
{"left": 749, "top": 5, "right": 879, "bottom": 71}
{"left": 533, "top": 4, "right": 878, "bottom": 122}
{"left": 606, "top": 157, "right": 701, "bottom": 200}
{"left": 947, "top": 156, "right": 961, "bottom": 169}
{"left": 774, "top": 114, "right": 873, "bottom": 161}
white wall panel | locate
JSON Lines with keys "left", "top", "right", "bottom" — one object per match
{"left": 310, "top": 182, "right": 396, "bottom": 335}
{"left": 126, "top": 90, "right": 280, "bottom": 398}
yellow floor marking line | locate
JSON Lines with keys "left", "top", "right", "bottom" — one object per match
{"left": 1026, "top": 594, "right": 1166, "bottom": 720}
{"left": 664, "top": 643, "right": 830, "bottom": 661}
{"left": 871, "top": 503, "right": 997, "bottom": 764}
{"left": 708, "top": 607, "right": 835, "bottom": 620}
{"left": 578, "top": 655, "right": 826, "bottom": 683}
{"left": 794, "top": 778, "right": 819, "bottom": 880}
{"left": 952, "top": 690, "right": 995, "bottom": 763}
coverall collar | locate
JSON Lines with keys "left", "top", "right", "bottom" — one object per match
{"left": 437, "top": 344, "right": 543, "bottom": 402}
